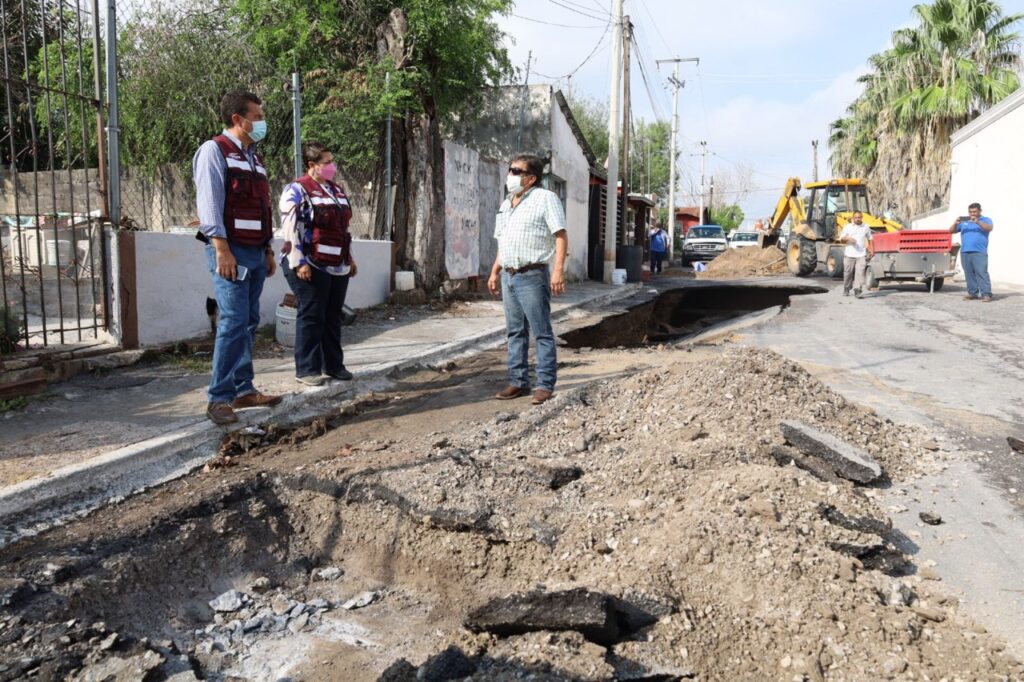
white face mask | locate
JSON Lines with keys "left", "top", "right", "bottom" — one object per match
{"left": 506, "top": 174, "right": 524, "bottom": 195}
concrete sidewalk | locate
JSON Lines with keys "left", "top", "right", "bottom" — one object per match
{"left": 0, "top": 281, "right": 639, "bottom": 540}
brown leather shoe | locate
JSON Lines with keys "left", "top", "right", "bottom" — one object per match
{"left": 495, "top": 385, "right": 529, "bottom": 400}
{"left": 531, "top": 389, "right": 553, "bottom": 405}
{"left": 232, "top": 391, "right": 283, "bottom": 409}
{"left": 207, "top": 401, "right": 238, "bottom": 425}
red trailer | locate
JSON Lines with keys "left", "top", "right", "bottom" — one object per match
{"left": 867, "top": 230, "right": 959, "bottom": 292}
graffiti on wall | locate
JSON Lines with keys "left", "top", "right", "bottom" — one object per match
{"left": 443, "top": 141, "right": 481, "bottom": 279}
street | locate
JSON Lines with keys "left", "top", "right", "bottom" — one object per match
{"left": 1, "top": 272, "right": 1023, "bottom": 680}
{"left": 742, "top": 274, "right": 1024, "bottom": 653}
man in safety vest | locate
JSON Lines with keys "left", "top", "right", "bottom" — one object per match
{"left": 193, "top": 91, "right": 282, "bottom": 425}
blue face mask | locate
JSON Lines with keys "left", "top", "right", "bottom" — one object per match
{"left": 247, "top": 119, "right": 267, "bottom": 143}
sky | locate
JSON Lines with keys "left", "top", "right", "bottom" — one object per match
{"left": 496, "top": 0, "right": 1024, "bottom": 224}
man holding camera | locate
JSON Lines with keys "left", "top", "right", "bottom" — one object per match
{"left": 950, "top": 203, "right": 994, "bottom": 302}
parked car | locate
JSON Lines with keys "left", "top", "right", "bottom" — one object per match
{"left": 728, "top": 231, "right": 759, "bottom": 249}
{"left": 681, "top": 224, "right": 728, "bottom": 265}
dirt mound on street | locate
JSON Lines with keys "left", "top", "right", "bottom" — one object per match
{"left": 0, "top": 348, "right": 1011, "bottom": 682}
{"left": 698, "top": 245, "right": 788, "bottom": 279}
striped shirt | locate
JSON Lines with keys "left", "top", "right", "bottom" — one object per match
{"left": 494, "top": 187, "right": 567, "bottom": 269}
{"left": 192, "top": 130, "right": 261, "bottom": 241}
{"left": 278, "top": 180, "right": 351, "bottom": 276}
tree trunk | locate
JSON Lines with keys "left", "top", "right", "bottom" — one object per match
{"left": 399, "top": 112, "right": 446, "bottom": 292}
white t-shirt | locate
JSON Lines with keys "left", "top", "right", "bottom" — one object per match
{"left": 839, "top": 222, "right": 872, "bottom": 258}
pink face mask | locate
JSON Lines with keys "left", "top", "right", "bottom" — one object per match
{"left": 318, "top": 162, "right": 337, "bottom": 182}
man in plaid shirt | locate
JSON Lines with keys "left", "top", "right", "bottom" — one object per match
{"left": 487, "top": 153, "right": 568, "bottom": 406}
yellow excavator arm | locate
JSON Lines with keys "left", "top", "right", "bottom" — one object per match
{"left": 760, "top": 176, "right": 806, "bottom": 247}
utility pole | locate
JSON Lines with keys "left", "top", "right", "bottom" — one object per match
{"left": 811, "top": 139, "right": 819, "bottom": 182}
{"left": 291, "top": 72, "right": 302, "bottom": 179}
{"left": 656, "top": 56, "right": 698, "bottom": 259}
{"left": 620, "top": 16, "right": 632, "bottom": 244}
{"left": 698, "top": 141, "right": 708, "bottom": 224}
{"left": 709, "top": 175, "right": 715, "bottom": 215}
{"left": 516, "top": 51, "right": 532, "bottom": 151}
{"left": 603, "top": 0, "right": 624, "bottom": 282}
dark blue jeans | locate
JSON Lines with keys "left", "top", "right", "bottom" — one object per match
{"left": 651, "top": 250, "right": 665, "bottom": 273}
{"left": 205, "top": 243, "right": 267, "bottom": 403}
{"left": 501, "top": 266, "right": 556, "bottom": 392}
{"left": 961, "top": 251, "right": 992, "bottom": 298}
{"left": 284, "top": 262, "right": 350, "bottom": 378}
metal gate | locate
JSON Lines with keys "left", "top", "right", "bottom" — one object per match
{"left": 1, "top": 0, "right": 109, "bottom": 353}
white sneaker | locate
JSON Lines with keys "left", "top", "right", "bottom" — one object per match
{"left": 296, "top": 375, "right": 326, "bottom": 386}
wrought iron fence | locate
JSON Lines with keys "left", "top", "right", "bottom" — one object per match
{"left": 1, "top": 0, "right": 109, "bottom": 351}
{"left": 2, "top": 0, "right": 393, "bottom": 356}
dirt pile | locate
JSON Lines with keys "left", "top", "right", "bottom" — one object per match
{"left": 698, "top": 245, "right": 788, "bottom": 279}
{"left": 0, "top": 348, "right": 1013, "bottom": 682}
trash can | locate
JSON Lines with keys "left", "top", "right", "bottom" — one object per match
{"left": 616, "top": 245, "right": 643, "bottom": 283}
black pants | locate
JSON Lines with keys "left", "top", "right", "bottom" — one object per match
{"left": 283, "top": 262, "right": 350, "bottom": 378}
{"left": 650, "top": 251, "right": 665, "bottom": 274}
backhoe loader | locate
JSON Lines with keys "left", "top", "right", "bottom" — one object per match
{"left": 759, "top": 178, "right": 902, "bottom": 277}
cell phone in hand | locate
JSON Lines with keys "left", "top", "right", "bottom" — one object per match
{"left": 236, "top": 265, "right": 249, "bottom": 281}
{"left": 958, "top": 216, "right": 970, "bottom": 222}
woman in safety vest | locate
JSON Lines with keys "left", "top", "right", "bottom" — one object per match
{"left": 279, "top": 142, "right": 358, "bottom": 386}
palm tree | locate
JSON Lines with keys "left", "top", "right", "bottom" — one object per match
{"left": 829, "top": 0, "right": 1023, "bottom": 217}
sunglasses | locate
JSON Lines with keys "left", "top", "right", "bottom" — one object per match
{"left": 508, "top": 167, "right": 532, "bottom": 176}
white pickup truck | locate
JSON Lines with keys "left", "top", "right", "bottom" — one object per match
{"left": 681, "top": 225, "right": 728, "bottom": 265}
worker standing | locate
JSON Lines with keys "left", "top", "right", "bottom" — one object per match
{"left": 950, "top": 203, "right": 994, "bottom": 302}
{"left": 839, "top": 211, "right": 873, "bottom": 298}
{"left": 648, "top": 224, "right": 668, "bottom": 275}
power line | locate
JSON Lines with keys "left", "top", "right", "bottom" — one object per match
{"left": 546, "top": 0, "right": 609, "bottom": 22}
{"left": 562, "top": 0, "right": 610, "bottom": 16}
{"left": 533, "top": 19, "right": 611, "bottom": 80}
{"left": 636, "top": 0, "right": 671, "bottom": 53}
{"left": 510, "top": 12, "right": 605, "bottom": 29}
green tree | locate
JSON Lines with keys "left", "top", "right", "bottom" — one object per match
{"left": 829, "top": 0, "right": 1023, "bottom": 217}
{"left": 630, "top": 119, "right": 671, "bottom": 199}
{"left": 710, "top": 204, "right": 744, "bottom": 231}
{"left": 565, "top": 94, "right": 609, "bottom": 163}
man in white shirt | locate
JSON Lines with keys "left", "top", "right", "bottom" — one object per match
{"left": 839, "top": 211, "right": 874, "bottom": 298}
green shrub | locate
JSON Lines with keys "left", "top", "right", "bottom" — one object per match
{"left": 0, "top": 306, "right": 25, "bottom": 354}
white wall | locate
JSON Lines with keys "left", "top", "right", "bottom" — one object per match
{"left": 549, "top": 95, "right": 591, "bottom": 281}
{"left": 913, "top": 90, "right": 1024, "bottom": 287}
{"left": 132, "top": 233, "right": 392, "bottom": 347}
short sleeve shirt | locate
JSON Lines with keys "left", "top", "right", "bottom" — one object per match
{"left": 494, "top": 187, "right": 567, "bottom": 269}
{"left": 955, "top": 216, "right": 992, "bottom": 254}
{"left": 839, "top": 222, "right": 872, "bottom": 258}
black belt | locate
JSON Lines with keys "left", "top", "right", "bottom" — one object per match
{"left": 504, "top": 262, "right": 547, "bottom": 275}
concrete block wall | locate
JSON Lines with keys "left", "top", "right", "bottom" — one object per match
{"left": 127, "top": 232, "right": 392, "bottom": 347}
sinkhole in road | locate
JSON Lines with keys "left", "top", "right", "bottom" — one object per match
{"left": 560, "top": 284, "right": 821, "bottom": 348}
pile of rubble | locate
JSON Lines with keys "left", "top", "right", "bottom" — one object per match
{"left": 0, "top": 347, "right": 1015, "bottom": 681}
{"left": 697, "top": 245, "right": 788, "bottom": 279}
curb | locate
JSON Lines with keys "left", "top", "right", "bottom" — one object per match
{"left": 0, "top": 283, "right": 641, "bottom": 544}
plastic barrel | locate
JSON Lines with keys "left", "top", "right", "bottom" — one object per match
{"left": 615, "top": 245, "right": 643, "bottom": 282}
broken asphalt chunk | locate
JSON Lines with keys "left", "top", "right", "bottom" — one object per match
{"left": 919, "top": 511, "right": 943, "bottom": 526}
{"left": 779, "top": 420, "right": 883, "bottom": 484}
{"left": 1008, "top": 436, "right": 1024, "bottom": 454}
{"left": 818, "top": 503, "right": 892, "bottom": 538}
{"left": 465, "top": 588, "right": 621, "bottom": 646}
{"left": 770, "top": 445, "right": 841, "bottom": 483}
{"left": 829, "top": 542, "right": 912, "bottom": 576}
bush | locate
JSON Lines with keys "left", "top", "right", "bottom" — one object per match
{"left": 0, "top": 306, "right": 25, "bottom": 354}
